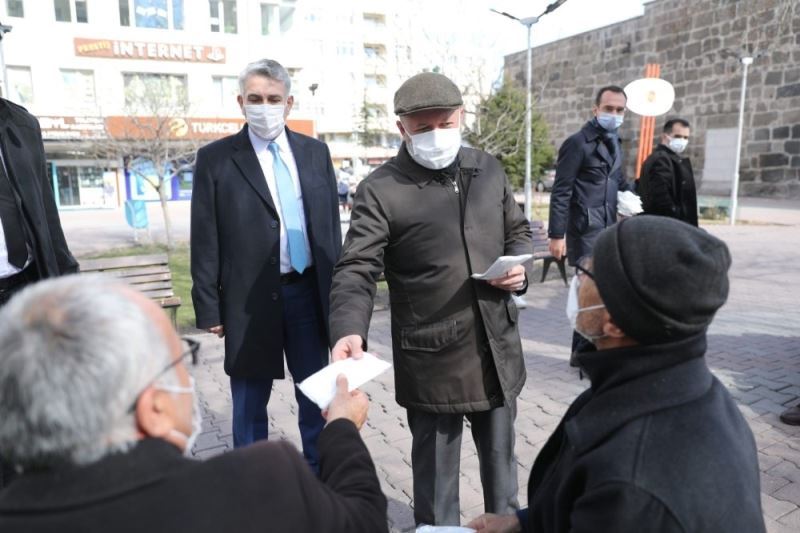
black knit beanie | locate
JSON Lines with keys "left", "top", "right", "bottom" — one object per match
{"left": 592, "top": 215, "right": 731, "bottom": 344}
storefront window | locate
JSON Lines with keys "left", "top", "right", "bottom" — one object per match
{"left": 54, "top": 165, "right": 116, "bottom": 208}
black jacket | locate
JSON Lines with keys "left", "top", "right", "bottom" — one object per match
{"left": 190, "top": 126, "right": 341, "bottom": 379}
{"left": 548, "top": 120, "right": 630, "bottom": 265}
{"left": 0, "top": 419, "right": 388, "bottom": 533}
{"left": 330, "top": 146, "right": 531, "bottom": 413}
{"left": 0, "top": 98, "right": 77, "bottom": 277}
{"left": 639, "top": 144, "right": 699, "bottom": 227}
{"left": 518, "top": 333, "right": 765, "bottom": 533}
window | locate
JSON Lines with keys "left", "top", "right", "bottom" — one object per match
{"left": 260, "top": 2, "right": 294, "bottom": 35}
{"left": 212, "top": 75, "right": 239, "bottom": 111}
{"left": 209, "top": 0, "right": 237, "bottom": 33}
{"left": 119, "top": 0, "right": 183, "bottom": 29}
{"left": 53, "top": 0, "right": 87, "bottom": 22}
{"left": 362, "top": 13, "right": 385, "bottom": 27}
{"left": 61, "top": 69, "right": 95, "bottom": 109}
{"left": 364, "top": 74, "right": 386, "bottom": 87}
{"left": 123, "top": 73, "right": 187, "bottom": 111}
{"left": 6, "top": 66, "right": 33, "bottom": 105}
{"left": 336, "top": 42, "right": 354, "bottom": 57}
{"left": 6, "top": 0, "right": 23, "bottom": 17}
{"left": 363, "top": 44, "right": 384, "bottom": 59}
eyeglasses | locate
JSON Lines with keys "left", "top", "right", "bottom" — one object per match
{"left": 128, "top": 337, "right": 200, "bottom": 412}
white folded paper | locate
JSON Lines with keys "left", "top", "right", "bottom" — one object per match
{"left": 471, "top": 254, "right": 533, "bottom": 280}
{"left": 617, "top": 190, "right": 643, "bottom": 217}
{"left": 297, "top": 352, "right": 392, "bottom": 409}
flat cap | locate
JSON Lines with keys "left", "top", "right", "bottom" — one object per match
{"left": 393, "top": 72, "right": 463, "bottom": 116}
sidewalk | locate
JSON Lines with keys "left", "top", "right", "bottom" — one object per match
{"left": 57, "top": 200, "right": 800, "bottom": 531}
{"left": 188, "top": 223, "right": 800, "bottom": 533}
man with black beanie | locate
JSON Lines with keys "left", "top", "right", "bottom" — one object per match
{"left": 469, "top": 216, "right": 765, "bottom": 533}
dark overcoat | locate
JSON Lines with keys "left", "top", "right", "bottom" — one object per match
{"left": 191, "top": 126, "right": 341, "bottom": 378}
{"left": 548, "top": 120, "right": 631, "bottom": 265}
{"left": 0, "top": 99, "right": 77, "bottom": 277}
{"left": 330, "top": 146, "right": 531, "bottom": 413}
{"left": 518, "top": 333, "right": 766, "bottom": 533}
{"left": 0, "top": 420, "right": 387, "bottom": 533}
{"left": 639, "top": 144, "right": 699, "bottom": 227}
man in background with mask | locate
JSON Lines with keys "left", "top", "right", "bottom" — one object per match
{"left": 638, "top": 118, "right": 698, "bottom": 226}
{"left": 191, "top": 59, "right": 341, "bottom": 472}
{"left": 329, "top": 72, "right": 532, "bottom": 526}
{"left": 0, "top": 277, "right": 387, "bottom": 532}
{"left": 548, "top": 85, "right": 632, "bottom": 356}
{"left": 469, "top": 216, "right": 765, "bottom": 533}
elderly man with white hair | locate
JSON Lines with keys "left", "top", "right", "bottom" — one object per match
{"left": 0, "top": 277, "right": 387, "bottom": 533}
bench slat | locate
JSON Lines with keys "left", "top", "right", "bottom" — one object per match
{"left": 141, "top": 288, "right": 177, "bottom": 299}
{"left": 80, "top": 253, "right": 169, "bottom": 272}
{"left": 131, "top": 281, "right": 174, "bottom": 292}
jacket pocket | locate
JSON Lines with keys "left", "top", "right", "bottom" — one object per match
{"left": 506, "top": 299, "right": 518, "bottom": 324}
{"left": 586, "top": 205, "right": 606, "bottom": 231}
{"left": 401, "top": 320, "right": 458, "bottom": 353}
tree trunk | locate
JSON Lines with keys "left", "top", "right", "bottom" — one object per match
{"left": 158, "top": 179, "right": 174, "bottom": 250}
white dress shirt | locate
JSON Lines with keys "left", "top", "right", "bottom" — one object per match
{"left": 0, "top": 148, "right": 30, "bottom": 278}
{"left": 248, "top": 127, "right": 313, "bottom": 274}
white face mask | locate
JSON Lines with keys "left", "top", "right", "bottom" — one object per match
{"left": 405, "top": 119, "right": 462, "bottom": 170}
{"left": 668, "top": 137, "right": 688, "bottom": 154}
{"left": 596, "top": 113, "right": 624, "bottom": 131}
{"left": 157, "top": 376, "right": 203, "bottom": 456}
{"left": 244, "top": 103, "right": 286, "bottom": 141}
{"left": 566, "top": 275, "right": 606, "bottom": 342}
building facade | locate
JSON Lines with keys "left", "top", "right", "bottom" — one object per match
{"left": 0, "top": 0, "right": 504, "bottom": 209}
{"left": 505, "top": 0, "right": 800, "bottom": 199}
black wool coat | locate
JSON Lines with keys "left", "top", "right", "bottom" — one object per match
{"left": 519, "top": 333, "right": 765, "bottom": 533}
{"left": 191, "top": 126, "right": 341, "bottom": 378}
{"left": 330, "top": 146, "right": 531, "bottom": 413}
{"left": 639, "top": 144, "right": 699, "bottom": 227}
{"left": 548, "top": 120, "right": 631, "bottom": 265}
{"left": 0, "top": 98, "right": 78, "bottom": 277}
{"left": 0, "top": 420, "right": 388, "bottom": 533}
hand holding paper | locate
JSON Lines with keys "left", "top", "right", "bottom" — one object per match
{"left": 471, "top": 255, "right": 533, "bottom": 281}
{"left": 298, "top": 352, "right": 392, "bottom": 410}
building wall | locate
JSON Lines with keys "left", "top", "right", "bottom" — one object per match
{"left": 504, "top": 0, "right": 800, "bottom": 198}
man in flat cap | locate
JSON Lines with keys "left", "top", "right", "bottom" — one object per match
{"left": 329, "top": 72, "right": 532, "bottom": 526}
{"left": 469, "top": 216, "right": 765, "bottom": 533}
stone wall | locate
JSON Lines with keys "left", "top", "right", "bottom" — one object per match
{"left": 504, "top": 0, "right": 800, "bottom": 198}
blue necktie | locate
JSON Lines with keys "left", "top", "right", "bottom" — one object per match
{"left": 268, "top": 142, "right": 307, "bottom": 274}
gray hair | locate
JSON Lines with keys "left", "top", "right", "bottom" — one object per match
{"left": 238, "top": 58, "right": 292, "bottom": 96}
{"left": 0, "top": 276, "right": 176, "bottom": 468}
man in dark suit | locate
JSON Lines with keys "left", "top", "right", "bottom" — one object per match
{"left": 548, "top": 86, "right": 632, "bottom": 355}
{"left": 0, "top": 96, "right": 78, "bottom": 489}
{"left": 191, "top": 59, "right": 341, "bottom": 472}
{"left": 0, "top": 276, "right": 387, "bottom": 532}
{"left": 639, "top": 118, "right": 698, "bottom": 226}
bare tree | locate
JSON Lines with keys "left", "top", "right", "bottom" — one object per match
{"left": 94, "top": 76, "right": 202, "bottom": 249}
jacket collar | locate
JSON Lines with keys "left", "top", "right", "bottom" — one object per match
{"left": 566, "top": 332, "right": 712, "bottom": 454}
{"left": 580, "top": 120, "right": 618, "bottom": 169}
{"left": 0, "top": 438, "right": 188, "bottom": 512}
{"left": 391, "top": 143, "right": 480, "bottom": 189}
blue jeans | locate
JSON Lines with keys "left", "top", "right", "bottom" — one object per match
{"left": 230, "top": 274, "right": 327, "bottom": 474}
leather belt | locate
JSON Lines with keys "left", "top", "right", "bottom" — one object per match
{"left": 0, "top": 264, "right": 36, "bottom": 292}
{"left": 280, "top": 266, "right": 314, "bottom": 285}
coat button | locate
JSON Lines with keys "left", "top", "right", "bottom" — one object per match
{"left": 269, "top": 257, "right": 277, "bottom": 265}
{"left": 270, "top": 221, "right": 278, "bottom": 229}
{"left": 271, "top": 292, "right": 279, "bottom": 301}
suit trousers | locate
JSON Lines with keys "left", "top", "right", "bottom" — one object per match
{"left": 406, "top": 400, "right": 519, "bottom": 526}
{"left": 229, "top": 274, "right": 327, "bottom": 474}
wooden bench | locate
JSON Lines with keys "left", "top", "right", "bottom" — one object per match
{"left": 530, "top": 220, "right": 568, "bottom": 286}
{"left": 79, "top": 254, "right": 182, "bottom": 328}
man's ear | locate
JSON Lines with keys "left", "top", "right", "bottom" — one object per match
{"left": 602, "top": 314, "right": 627, "bottom": 339}
{"left": 285, "top": 94, "right": 294, "bottom": 116}
{"left": 396, "top": 119, "right": 406, "bottom": 137}
{"left": 135, "top": 388, "right": 175, "bottom": 439}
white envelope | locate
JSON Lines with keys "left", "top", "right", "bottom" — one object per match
{"left": 471, "top": 254, "right": 533, "bottom": 280}
{"left": 297, "top": 352, "right": 392, "bottom": 409}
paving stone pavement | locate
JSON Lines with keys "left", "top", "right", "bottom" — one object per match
{"left": 185, "top": 223, "right": 800, "bottom": 532}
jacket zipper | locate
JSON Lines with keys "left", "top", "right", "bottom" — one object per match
{"left": 450, "top": 176, "right": 460, "bottom": 194}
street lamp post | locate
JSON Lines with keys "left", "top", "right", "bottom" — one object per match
{"left": 0, "top": 22, "right": 12, "bottom": 99}
{"left": 730, "top": 56, "right": 752, "bottom": 227}
{"left": 491, "top": 1, "right": 566, "bottom": 221}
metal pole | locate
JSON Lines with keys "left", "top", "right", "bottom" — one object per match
{"left": 524, "top": 22, "right": 533, "bottom": 221}
{"left": 730, "top": 57, "right": 752, "bottom": 226}
{"left": 0, "top": 27, "right": 9, "bottom": 99}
